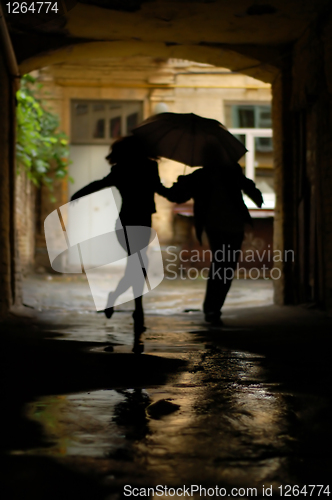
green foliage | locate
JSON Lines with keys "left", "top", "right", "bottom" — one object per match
{"left": 16, "top": 74, "right": 72, "bottom": 198}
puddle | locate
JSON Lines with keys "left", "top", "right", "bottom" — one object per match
{"left": 26, "top": 390, "right": 138, "bottom": 458}
{"left": 20, "top": 346, "right": 318, "bottom": 489}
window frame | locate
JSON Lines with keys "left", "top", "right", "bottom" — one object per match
{"left": 229, "top": 102, "right": 273, "bottom": 153}
{"left": 70, "top": 99, "right": 143, "bottom": 145}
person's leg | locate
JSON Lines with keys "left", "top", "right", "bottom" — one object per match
{"left": 131, "top": 266, "right": 147, "bottom": 353}
{"left": 216, "top": 231, "right": 244, "bottom": 310}
{"left": 132, "top": 244, "right": 149, "bottom": 329}
{"left": 126, "top": 220, "right": 151, "bottom": 350}
{"left": 105, "top": 217, "right": 151, "bottom": 353}
{"left": 104, "top": 218, "right": 129, "bottom": 318}
{"left": 105, "top": 219, "right": 150, "bottom": 318}
{"left": 133, "top": 296, "right": 144, "bottom": 329}
{"left": 104, "top": 258, "right": 136, "bottom": 318}
{"left": 131, "top": 233, "right": 150, "bottom": 353}
{"left": 203, "top": 231, "right": 244, "bottom": 323}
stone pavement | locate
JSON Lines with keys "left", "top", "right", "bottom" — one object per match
{"left": 1, "top": 275, "right": 331, "bottom": 499}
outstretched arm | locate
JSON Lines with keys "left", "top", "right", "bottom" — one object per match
{"left": 155, "top": 180, "right": 191, "bottom": 203}
{"left": 155, "top": 183, "right": 173, "bottom": 199}
{"left": 237, "top": 164, "right": 263, "bottom": 207}
{"left": 71, "top": 171, "right": 114, "bottom": 201}
{"left": 158, "top": 175, "right": 193, "bottom": 204}
{"left": 151, "top": 162, "right": 192, "bottom": 203}
{"left": 242, "top": 177, "right": 264, "bottom": 207}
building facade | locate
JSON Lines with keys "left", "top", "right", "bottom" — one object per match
{"left": 17, "top": 57, "right": 273, "bottom": 274}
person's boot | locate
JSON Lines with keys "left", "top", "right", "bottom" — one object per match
{"left": 204, "top": 311, "right": 223, "bottom": 327}
{"left": 104, "top": 306, "right": 114, "bottom": 319}
{"left": 104, "top": 292, "right": 115, "bottom": 319}
{"left": 132, "top": 310, "right": 146, "bottom": 334}
{"left": 132, "top": 336, "right": 144, "bottom": 354}
{"left": 132, "top": 310, "right": 146, "bottom": 354}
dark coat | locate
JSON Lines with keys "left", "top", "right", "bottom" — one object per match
{"left": 71, "top": 159, "right": 168, "bottom": 226}
{"left": 166, "top": 164, "right": 263, "bottom": 243}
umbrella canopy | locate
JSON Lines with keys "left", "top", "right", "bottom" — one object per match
{"left": 132, "top": 112, "right": 247, "bottom": 167}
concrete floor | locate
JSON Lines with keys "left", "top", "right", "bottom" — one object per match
{"left": 1, "top": 275, "right": 332, "bottom": 499}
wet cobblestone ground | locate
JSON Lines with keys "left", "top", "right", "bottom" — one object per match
{"left": 2, "top": 276, "right": 332, "bottom": 499}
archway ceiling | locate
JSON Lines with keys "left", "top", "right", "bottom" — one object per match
{"left": 5, "top": 0, "right": 329, "bottom": 82}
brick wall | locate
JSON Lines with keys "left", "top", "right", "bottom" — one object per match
{"left": 15, "top": 169, "right": 36, "bottom": 275}
{"left": 34, "top": 178, "right": 65, "bottom": 272}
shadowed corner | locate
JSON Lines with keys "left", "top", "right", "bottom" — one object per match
{"left": 0, "top": 315, "right": 187, "bottom": 497}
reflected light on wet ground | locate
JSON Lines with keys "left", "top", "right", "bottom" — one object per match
{"left": 25, "top": 345, "right": 303, "bottom": 491}
{"left": 23, "top": 275, "right": 274, "bottom": 315}
{"left": 13, "top": 276, "right": 331, "bottom": 495}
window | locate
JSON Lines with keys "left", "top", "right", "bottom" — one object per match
{"left": 71, "top": 100, "right": 143, "bottom": 144}
{"left": 231, "top": 104, "right": 273, "bottom": 152}
{"left": 126, "top": 112, "right": 139, "bottom": 132}
{"left": 110, "top": 117, "right": 122, "bottom": 139}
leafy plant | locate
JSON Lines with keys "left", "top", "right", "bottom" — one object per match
{"left": 16, "top": 74, "right": 72, "bottom": 199}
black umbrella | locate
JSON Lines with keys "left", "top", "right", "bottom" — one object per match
{"left": 132, "top": 112, "right": 247, "bottom": 167}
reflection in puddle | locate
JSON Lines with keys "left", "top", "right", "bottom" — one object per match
{"left": 24, "top": 347, "right": 305, "bottom": 489}
{"left": 27, "top": 390, "right": 127, "bottom": 457}
{"left": 134, "top": 350, "right": 295, "bottom": 487}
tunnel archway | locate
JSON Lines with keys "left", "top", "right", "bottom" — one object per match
{"left": 1, "top": 0, "right": 332, "bottom": 316}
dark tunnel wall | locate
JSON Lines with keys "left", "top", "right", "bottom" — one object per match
{"left": 272, "top": 7, "right": 332, "bottom": 309}
{"left": 0, "top": 45, "right": 19, "bottom": 316}
{"left": 292, "top": 11, "right": 332, "bottom": 309}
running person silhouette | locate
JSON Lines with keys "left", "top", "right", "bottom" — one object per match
{"left": 71, "top": 135, "right": 169, "bottom": 352}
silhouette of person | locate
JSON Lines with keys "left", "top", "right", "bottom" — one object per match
{"left": 70, "top": 135, "right": 169, "bottom": 352}
{"left": 166, "top": 145, "right": 263, "bottom": 326}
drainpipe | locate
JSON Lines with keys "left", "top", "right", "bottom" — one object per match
{"left": 0, "top": 3, "right": 20, "bottom": 90}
